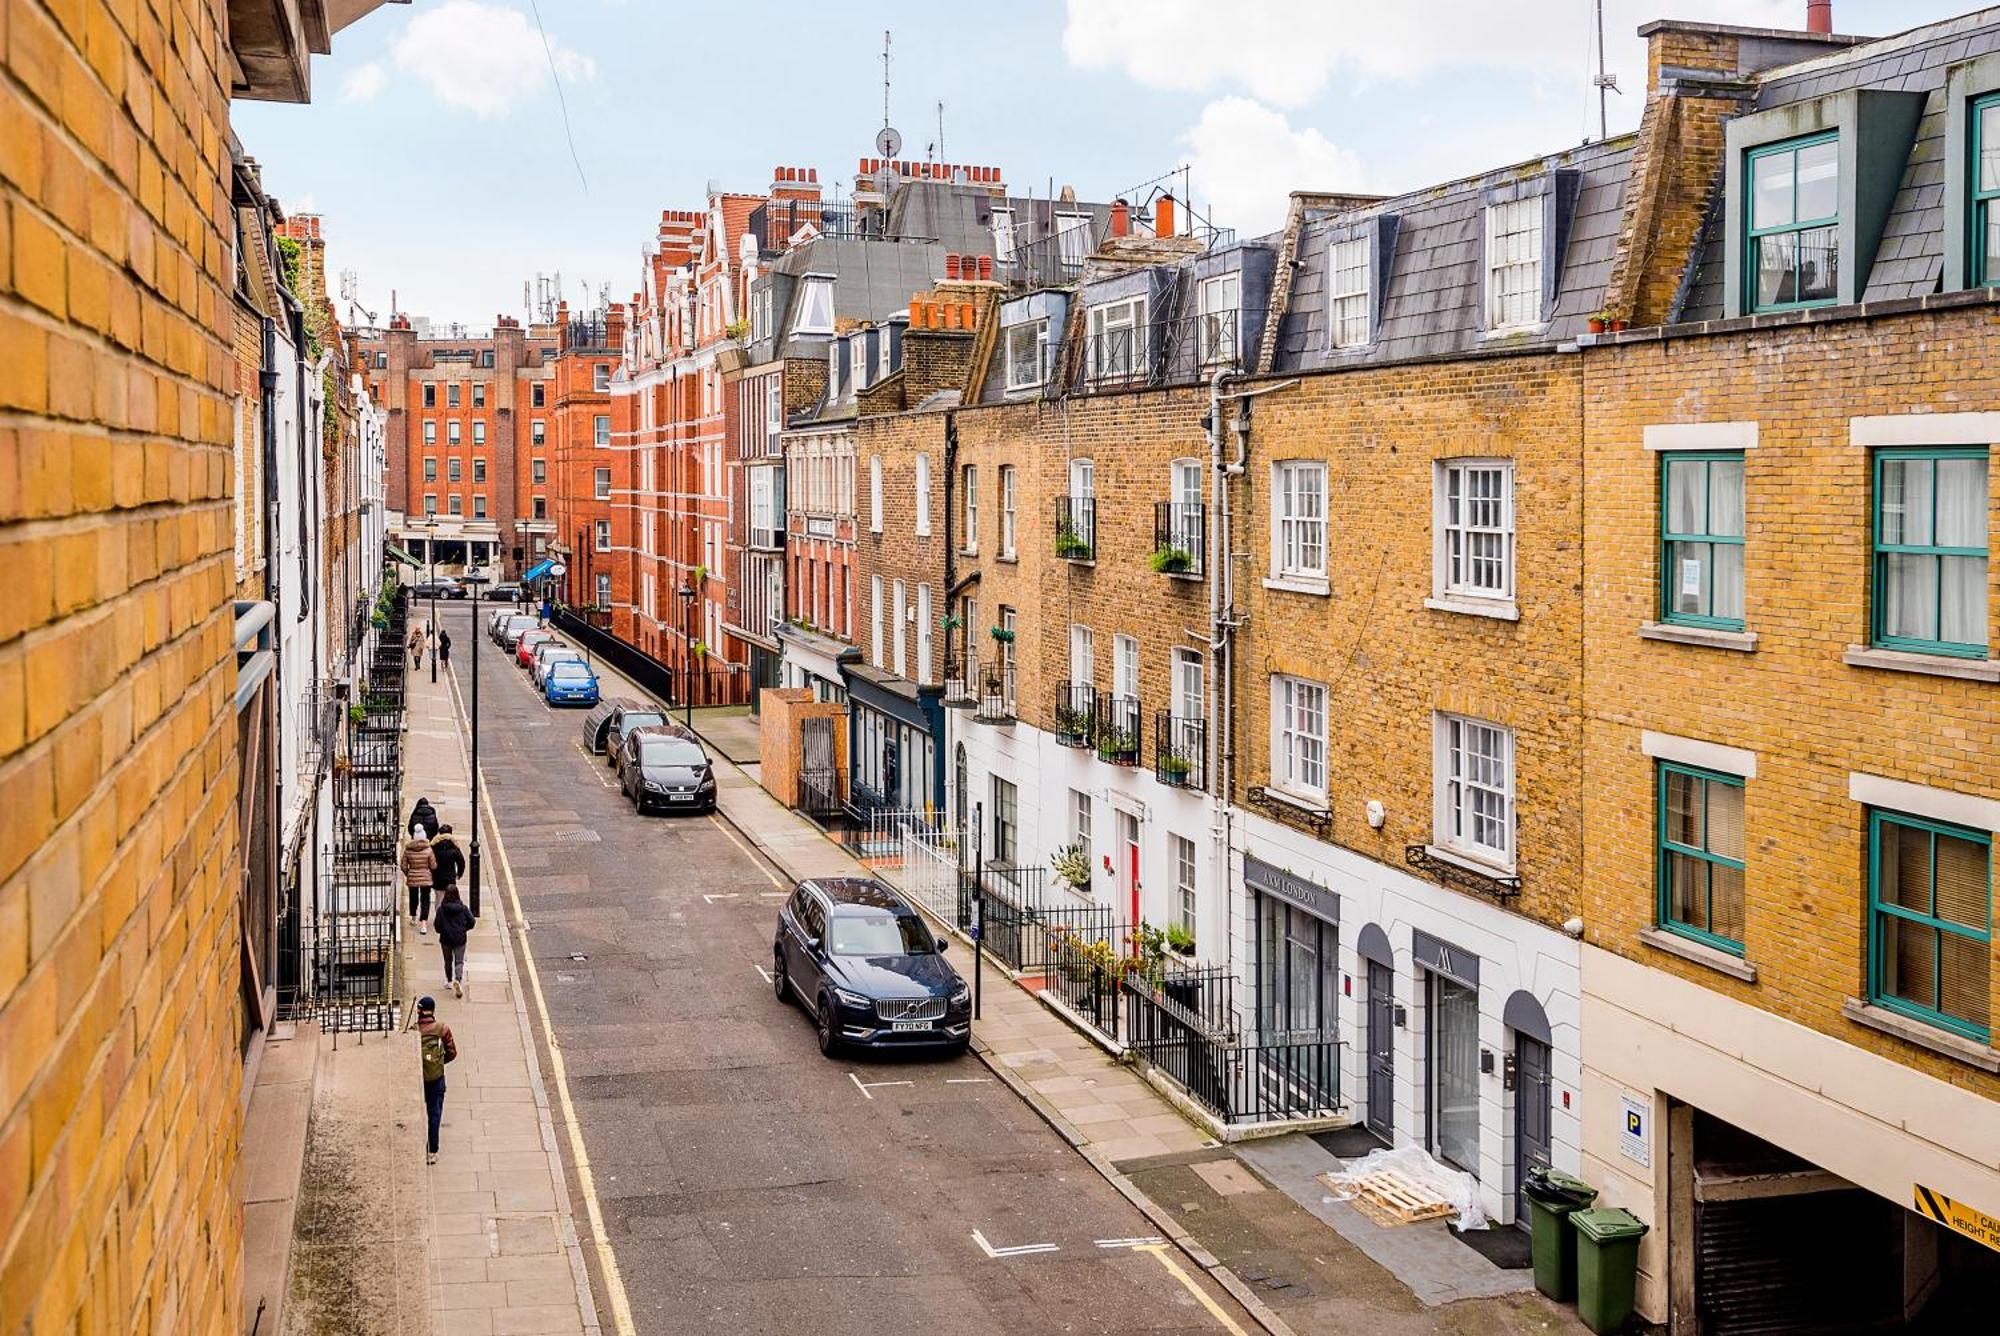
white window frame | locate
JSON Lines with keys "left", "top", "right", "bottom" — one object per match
{"left": 1197, "top": 272, "right": 1240, "bottom": 364}
{"left": 1270, "top": 675, "right": 1328, "bottom": 802}
{"left": 532, "top": 419, "right": 545, "bottom": 446}
{"left": 447, "top": 420, "right": 461, "bottom": 446}
{"left": 1069, "top": 789, "right": 1093, "bottom": 852}
{"left": 593, "top": 519, "right": 611, "bottom": 551}
{"left": 1005, "top": 319, "right": 1048, "bottom": 391}
{"left": 916, "top": 584, "right": 933, "bottom": 681}
{"left": 423, "top": 421, "right": 436, "bottom": 445}
{"left": 1171, "top": 648, "right": 1203, "bottom": 722}
{"left": 472, "top": 420, "right": 486, "bottom": 446}
{"left": 915, "top": 453, "right": 932, "bottom": 536}
{"left": 593, "top": 467, "right": 612, "bottom": 501}
{"left": 1271, "top": 461, "right": 1327, "bottom": 583}
{"left": 796, "top": 275, "right": 834, "bottom": 334}
{"left": 1069, "top": 624, "right": 1094, "bottom": 683}
{"left": 594, "top": 414, "right": 610, "bottom": 447}
{"left": 1114, "top": 634, "right": 1139, "bottom": 702}
{"left": 962, "top": 465, "right": 978, "bottom": 551}
{"left": 1434, "top": 713, "right": 1515, "bottom": 869}
{"left": 870, "top": 575, "right": 884, "bottom": 667}
{"left": 594, "top": 364, "right": 610, "bottom": 392}
{"left": 869, "top": 456, "right": 882, "bottom": 533}
{"left": 596, "top": 573, "right": 612, "bottom": 607}
{"left": 991, "top": 207, "right": 1016, "bottom": 261}
{"left": 1000, "top": 465, "right": 1017, "bottom": 557}
{"left": 1088, "top": 297, "right": 1147, "bottom": 382}
{"left": 892, "top": 579, "right": 907, "bottom": 676}
{"left": 1171, "top": 833, "right": 1197, "bottom": 936}
{"left": 1056, "top": 211, "right": 1092, "bottom": 265}
{"left": 1485, "top": 196, "right": 1544, "bottom": 332}
{"left": 1328, "top": 235, "right": 1371, "bottom": 349}
{"left": 1433, "top": 459, "right": 1516, "bottom": 608}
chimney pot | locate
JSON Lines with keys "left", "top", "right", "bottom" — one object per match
{"left": 1807, "top": 1, "right": 1832, "bottom": 33}
{"left": 945, "top": 254, "right": 962, "bottom": 280}
{"left": 1110, "top": 199, "right": 1130, "bottom": 239}
{"left": 977, "top": 255, "right": 993, "bottom": 281}
{"left": 1155, "top": 194, "right": 1176, "bottom": 239}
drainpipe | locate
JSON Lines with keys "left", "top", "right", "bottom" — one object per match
{"left": 1205, "top": 368, "right": 1233, "bottom": 981}
{"left": 260, "top": 314, "right": 285, "bottom": 910}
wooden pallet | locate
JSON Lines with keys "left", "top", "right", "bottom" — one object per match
{"left": 1321, "top": 1168, "right": 1457, "bottom": 1227}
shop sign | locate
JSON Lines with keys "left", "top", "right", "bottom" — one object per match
{"left": 1412, "top": 930, "right": 1479, "bottom": 988}
{"left": 1243, "top": 855, "right": 1338, "bottom": 922}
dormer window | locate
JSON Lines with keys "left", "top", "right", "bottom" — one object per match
{"left": 1328, "top": 236, "right": 1371, "bottom": 349}
{"left": 796, "top": 276, "right": 834, "bottom": 334}
{"left": 1484, "top": 198, "right": 1543, "bottom": 330}
{"left": 1005, "top": 319, "right": 1048, "bottom": 391}
{"left": 1973, "top": 93, "right": 2000, "bottom": 284}
{"left": 1747, "top": 134, "right": 1840, "bottom": 311}
{"left": 827, "top": 339, "right": 844, "bottom": 400}
{"left": 992, "top": 206, "right": 1017, "bottom": 261}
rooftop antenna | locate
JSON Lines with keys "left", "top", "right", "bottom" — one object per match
{"left": 1592, "top": 0, "right": 1621, "bottom": 141}
{"left": 873, "top": 30, "right": 902, "bottom": 179}
{"left": 882, "top": 30, "right": 892, "bottom": 132}
{"left": 937, "top": 100, "right": 945, "bottom": 164}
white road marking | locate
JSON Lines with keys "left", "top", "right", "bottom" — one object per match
{"left": 1094, "top": 1236, "right": 1166, "bottom": 1249}
{"left": 971, "top": 1229, "right": 1060, "bottom": 1259}
{"left": 701, "top": 893, "right": 740, "bottom": 904}
{"left": 757, "top": 890, "right": 787, "bottom": 899}
{"left": 847, "top": 1073, "right": 915, "bottom": 1101}
{"left": 753, "top": 964, "right": 773, "bottom": 984}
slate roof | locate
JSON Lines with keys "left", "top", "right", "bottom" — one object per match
{"left": 754, "top": 237, "right": 944, "bottom": 363}
{"left": 1676, "top": 8, "right": 2000, "bottom": 321}
{"left": 1270, "top": 136, "right": 1634, "bottom": 370}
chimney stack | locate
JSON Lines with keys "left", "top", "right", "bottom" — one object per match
{"left": 1807, "top": 2, "right": 1832, "bottom": 33}
{"left": 1154, "top": 194, "right": 1176, "bottom": 239}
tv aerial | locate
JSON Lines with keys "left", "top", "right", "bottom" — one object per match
{"left": 876, "top": 125, "right": 902, "bottom": 159}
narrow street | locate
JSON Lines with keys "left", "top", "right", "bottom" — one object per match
{"left": 441, "top": 605, "right": 1256, "bottom": 1335}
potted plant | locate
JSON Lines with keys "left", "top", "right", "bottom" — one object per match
{"left": 1149, "top": 545, "right": 1193, "bottom": 574}
{"left": 1165, "top": 922, "right": 1196, "bottom": 956}
{"left": 1049, "top": 843, "right": 1092, "bottom": 891}
{"left": 348, "top": 703, "right": 366, "bottom": 726}
{"left": 1587, "top": 310, "right": 1608, "bottom": 334}
{"left": 1054, "top": 704, "right": 1092, "bottom": 744}
{"left": 940, "top": 612, "right": 963, "bottom": 632}
{"left": 1095, "top": 725, "right": 1136, "bottom": 763}
{"left": 724, "top": 317, "right": 751, "bottom": 341}
{"left": 1055, "top": 523, "right": 1091, "bottom": 560}
{"left": 989, "top": 625, "right": 1015, "bottom": 644}
{"left": 1159, "top": 752, "right": 1193, "bottom": 785}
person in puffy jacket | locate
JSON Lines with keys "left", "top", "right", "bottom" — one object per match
{"left": 433, "top": 885, "right": 475, "bottom": 998}
{"left": 431, "top": 823, "right": 466, "bottom": 892}
{"left": 401, "top": 833, "right": 436, "bottom": 932}
{"left": 407, "top": 796, "right": 439, "bottom": 840}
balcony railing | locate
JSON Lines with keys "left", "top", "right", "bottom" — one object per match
{"left": 1151, "top": 500, "right": 1205, "bottom": 576}
{"left": 942, "top": 646, "right": 972, "bottom": 705}
{"left": 975, "top": 660, "right": 1016, "bottom": 723}
{"left": 1055, "top": 496, "right": 1095, "bottom": 562}
{"left": 1093, "top": 694, "right": 1142, "bottom": 766}
{"left": 1082, "top": 310, "right": 1243, "bottom": 393}
{"left": 1155, "top": 713, "right": 1206, "bottom": 789}
{"left": 1054, "top": 680, "right": 1096, "bottom": 747}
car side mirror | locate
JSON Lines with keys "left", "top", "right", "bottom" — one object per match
{"left": 804, "top": 936, "right": 821, "bottom": 954}
{"left": 936, "top": 937, "right": 949, "bottom": 953}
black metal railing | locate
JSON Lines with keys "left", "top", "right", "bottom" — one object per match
{"left": 551, "top": 609, "right": 744, "bottom": 708}
{"left": 954, "top": 864, "right": 1105, "bottom": 974}
{"left": 1055, "top": 496, "right": 1095, "bottom": 561}
{"left": 1000, "top": 217, "right": 1099, "bottom": 290}
{"left": 1054, "top": 680, "right": 1096, "bottom": 747}
{"left": 1082, "top": 310, "right": 1243, "bottom": 392}
{"left": 1152, "top": 500, "right": 1205, "bottom": 576}
{"left": 799, "top": 767, "right": 843, "bottom": 819}
{"left": 1124, "top": 972, "right": 1338, "bottom": 1124}
{"left": 1154, "top": 712, "right": 1206, "bottom": 789}
{"left": 1093, "top": 694, "right": 1141, "bottom": 766}
{"left": 1043, "top": 909, "right": 1129, "bottom": 1037}
{"left": 974, "top": 660, "right": 1015, "bottom": 722}
{"left": 942, "top": 646, "right": 972, "bottom": 705}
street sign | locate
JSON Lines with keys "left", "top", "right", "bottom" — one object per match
{"left": 548, "top": 563, "right": 567, "bottom": 577}
{"left": 1618, "top": 1094, "right": 1650, "bottom": 1168}
{"left": 1913, "top": 1185, "right": 2000, "bottom": 1253}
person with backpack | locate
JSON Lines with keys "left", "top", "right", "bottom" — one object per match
{"left": 407, "top": 795, "right": 439, "bottom": 840}
{"left": 409, "top": 996, "right": 457, "bottom": 1164}
{"left": 401, "top": 831, "right": 436, "bottom": 933}
{"left": 437, "top": 627, "right": 453, "bottom": 668}
{"left": 433, "top": 886, "right": 475, "bottom": 997}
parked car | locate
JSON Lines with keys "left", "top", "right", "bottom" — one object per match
{"left": 772, "top": 877, "right": 970, "bottom": 1057}
{"left": 581, "top": 697, "right": 639, "bottom": 754}
{"left": 488, "top": 608, "right": 512, "bottom": 640}
{"left": 409, "top": 579, "right": 461, "bottom": 600}
{"left": 531, "top": 645, "right": 585, "bottom": 690}
{"left": 602, "top": 702, "right": 667, "bottom": 764}
{"left": 515, "top": 629, "right": 557, "bottom": 667}
{"left": 488, "top": 582, "right": 524, "bottom": 604}
{"left": 543, "top": 659, "right": 600, "bottom": 708}
{"left": 497, "top": 614, "right": 540, "bottom": 649}
{"left": 615, "top": 725, "right": 716, "bottom": 814}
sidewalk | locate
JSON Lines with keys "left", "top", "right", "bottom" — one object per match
{"left": 283, "top": 657, "right": 600, "bottom": 1336}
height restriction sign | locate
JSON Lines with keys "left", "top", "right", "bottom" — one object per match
{"left": 1913, "top": 1185, "right": 2000, "bottom": 1253}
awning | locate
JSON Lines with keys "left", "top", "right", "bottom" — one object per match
{"left": 386, "top": 543, "right": 422, "bottom": 568}
{"left": 522, "top": 558, "right": 557, "bottom": 582}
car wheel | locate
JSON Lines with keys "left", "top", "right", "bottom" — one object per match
{"left": 772, "top": 952, "right": 790, "bottom": 1005}
{"left": 947, "top": 1040, "right": 971, "bottom": 1059}
{"left": 815, "top": 994, "right": 840, "bottom": 1056}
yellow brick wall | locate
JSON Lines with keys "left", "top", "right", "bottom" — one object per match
{"left": 1, "top": 0, "right": 244, "bottom": 1329}
{"left": 1581, "top": 309, "right": 2000, "bottom": 1097}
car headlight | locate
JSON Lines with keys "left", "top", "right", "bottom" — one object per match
{"left": 949, "top": 983, "right": 971, "bottom": 1006}
{"left": 831, "top": 987, "right": 871, "bottom": 1010}
{"left": 644, "top": 778, "right": 667, "bottom": 792}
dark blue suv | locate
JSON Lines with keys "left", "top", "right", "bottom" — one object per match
{"left": 772, "top": 877, "right": 971, "bottom": 1057}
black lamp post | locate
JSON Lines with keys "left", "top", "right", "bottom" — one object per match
{"left": 461, "top": 573, "right": 489, "bottom": 919}
{"left": 424, "top": 517, "right": 440, "bottom": 684}
{"left": 677, "top": 584, "right": 696, "bottom": 726}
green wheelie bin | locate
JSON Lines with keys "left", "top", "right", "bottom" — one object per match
{"left": 1572, "top": 1206, "right": 1649, "bottom": 1334}
{"left": 1521, "top": 1167, "right": 1598, "bottom": 1301}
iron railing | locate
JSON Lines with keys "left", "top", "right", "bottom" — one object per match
{"left": 1124, "top": 972, "right": 1339, "bottom": 1124}
{"left": 1093, "top": 694, "right": 1142, "bottom": 766}
{"left": 799, "top": 767, "right": 843, "bottom": 819}
{"left": 942, "top": 646, "right": 972, "bottom": 705}
{"left": 1152, "top": 501, "right": 1205, "bottom": 576}
{"left": 1054, "top": 496, "right": 1095, "bottom": 561}
{"left": 1081, "top": 310, "right": 1243, "bottom": 392}
{"left": 999, "top": 216, "right": 1099, "bottom": 290}
{"left": 1154, "top": 713, "right": 1206, "bottom": 790}
{"left": 974, "top": 660, "right": 1015, "bottom": 723}
{"left": 836, "top": 806, "right": 947, "bottom": 871}
{"left": 1054, "top": 680, "right": 1096, "bottom": 747}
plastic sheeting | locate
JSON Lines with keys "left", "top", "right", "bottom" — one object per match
{"left": 1319, "top": 1145, "right": 1488, "bottom": 1232}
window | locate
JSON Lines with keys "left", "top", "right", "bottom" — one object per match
{"left": 1271, "top": 675, "right": 1327, "bottom": 800}
{"left": 915, "top": 453, "right": 931, "bottom": 536}
{"left": 871, "top": 575, "right": 884, "bottom": 666}
{"left": 1070, "top": 789, "right": 1092, "bottom": 851}
{"left": 1658, "top": 764, "right": 1747, "bottom": 952}
{"left": 448, "top": 495, "right": 463, "bottom": 516}
{"left": 1000, "top": 465, "right": 1017, "bottom": 557}
{"left": 766, "top": 378, "right": 784, "bottom": 443}
{"left": 533, "top": 496, "right": 546, "bottom": 519}
{"left": 423, "top": 457, "right": 437, "bottom": 483}
{"left": 1172, "top": 649, "right": 1203, "bottom": 721}
{"left": 472, "top": 383, "right": 486, "bottom": 408}
{"left": 1746, "top": 134, "right": 1839, "bottom": 311}
{"left": 532, "top": 383, "right": 545, "bottom": 408}
{"left": 594, "top": 520, "right": 611, "bottom": 551}
{"left": 796, "top": 276, "right": 834, "bottom": 334}
{"left": 1438, "top": 715, "right": 1513, "bottom": 866}
{"left": 595, "top": 467, "right": 611, "bottom": 500}
{"left": 532, "top": 459, "right": 546, "bottom": 484}
{"left": 1437, "top": 460, "right": 1515, "bottom": 601}
{"left": 532, "top": 420, "right": 545, "bottom": 447}
{"left": 1661, "top": 453, "right": 1746, "bottom": 628}
{"left": 1485, "top": 196, "right": 1544, "bottom": 330}
{"left": 595, "top": 415, "right": 611, "bottom": 447}
{"left": 1171, "top": 833, "right": 1197, "bottom": 937}
{"left": 447, "top": 420, "right": 461, "bottom": 445}
{"left": 473, "top": 421, "right": 486, "bottom": 446}
{"left": 1976, "top": 93, "right": 2000, "bottom": 284}
{"left": 917, "top": 584, "right": 933, "bottom": 681}
{"left": 448, "top": 458, "right": 462, "bottom": 483}
{"left": 1873, "top": 448, "right": 1988, "bottom": 657}
{"left": 1273, "top": 461, "right": 1327, "bottom": 580}
{"left": 1005, "top": 320, "right": 1047, "bottom": 391}
{"left": 1087, "top": 297, "right": 1147, "bottom": 382}
{"left": 1056, "top": 211, "right": 1092, "bottom": 265}
{"left": 1869, "top": 809, "right": 1990, "bottom": 1040}
{"left": 423, "top": 421, "right": 436, "bottom": 446}
{"left": 1114, "top": 634, "right": 1139, "bottom": 702}
{"left": 963, "top": 466, "right": 978, "bottom": 551}
{"left": 472, "top": 459, "right": 486, "bottom": 483}
{"left": 1197, "top": 273, "right": 1240, "bottom": 364}
{"left": 1069, "top": 624, "right": 1094, "bottom": 683}
{"left": 869, "top": 456, "right": 882, "bottom": 533}
{"left": 892, "top": 580, "right": 907, "bottom": 676}
{"left": 1328, "top": 235, "right": 1371, "bottom": 348}
{"left": 423, "top": 384, "right": 436, "bottom": 408}
{"left": 447, "top": 383, "right": 461, "bottom": 409}
{"left": 991, "top": 206, "right": 1016, "bottom": 261}
{"left": 594, "top": 363, "right": 610, "bottom": 392}
{"left": 473, "top": 495, "right": 487, "bottom": 519}
{"left": 423, "top": 493, "right": 437, "bottom": 515}
{"left": 596, "top": 573, "right": 612, "bottom": 608}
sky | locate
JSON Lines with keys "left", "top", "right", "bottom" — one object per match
{"left": 234, "top": 0, "right": 1969, "bottom": 328}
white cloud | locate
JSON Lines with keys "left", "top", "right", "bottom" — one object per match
{"left": 339, "top": 61, "right": 386, "bottom": 103}
{"left": 1182, "top": 98, "right": 1363, "bottom": 238}
{"left": 1064, "top": 0, "right": 1795, "bottom": 108}
{"left": 390, "top": 0, "right": 596, "bottom": 119}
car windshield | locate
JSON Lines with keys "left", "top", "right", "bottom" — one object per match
{"left": 639, "top": 738, "right": 704, "bottom": 765}
{"left": 551, "top": 663, "right": 592, "bottom": 680}
{"left": 623, "top": 711, "right": 665, "bottom": 729}
{"left": 827, "top": 909, "right": 933, "bottom": 957}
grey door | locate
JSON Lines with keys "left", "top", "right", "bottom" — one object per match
{"left": 1514, "top": 1034, "right": 1553, "bottom": 1225}
{"left": 1366, "top": 961, "right": 1395, "bottom": 1140}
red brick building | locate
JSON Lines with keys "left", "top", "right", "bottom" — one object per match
{"left": 545, "top": 304, "right": 629, "bottom": 623}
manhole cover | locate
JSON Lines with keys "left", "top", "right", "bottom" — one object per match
{"left": 557, "top": 830, "right": 602, "bottom": 844}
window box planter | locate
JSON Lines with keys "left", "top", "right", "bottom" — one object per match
{"left": 1150, "top": 546, "right": 1194, "bottom": 574}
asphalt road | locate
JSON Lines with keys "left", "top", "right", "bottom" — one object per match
{"left": 441, "top": 605, "right": 1255, "bottom": 1336}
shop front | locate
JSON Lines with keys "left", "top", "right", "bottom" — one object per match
{"left": 842, "top": 664, "right": 944, "bottom": 817}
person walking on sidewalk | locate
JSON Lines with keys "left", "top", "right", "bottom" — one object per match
{"left": 401, "top": 831, "right": 436, "bottom": 933}
{"left": 409, "top": 996, "right": 457, "bottom": 1164}
{"left": 437, "top": 627, "right": 452, "bottom": 668}
{"left": 407, "top": 795, "right": 439, "bottom": 840}
{"left": 434, "top": 886, "right": 475, "bottom": 997}
{"left": 431, "top": 822, "right": 465, "bottom": 894}
{"left": 408, "top": 620, "right": 426, "bottom": 670}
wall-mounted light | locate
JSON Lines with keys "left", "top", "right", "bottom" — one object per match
{"left": 1365, "top": 800, "right": 1386, "bottom": 829}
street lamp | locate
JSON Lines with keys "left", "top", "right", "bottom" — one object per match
{"left": 676, "top": 584, "right": 696, "bottom": 726}
{"left": 423, "top": 516, "right": 440, "bottom": 684}
{"left": 460, "top": 572, "right": 489, "bottom": 920}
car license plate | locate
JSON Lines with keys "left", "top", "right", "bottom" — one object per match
{"left": 891, "top": 1020, "right": 930, "bottom": 1032}
{"left": 666, "top": 792, "right": 694, "bottom": 802}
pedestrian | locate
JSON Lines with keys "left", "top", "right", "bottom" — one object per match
{"left": 431, "top": 822, "right": 465, "bottom": 892}
{"left": 434, "top": 886, "right": 475, "bottom": 998}
{"left": 408, "top": 996, "right": 457, "bottom": 1165}
{"left": 401, "top": 830, "right": 436, "bottom": 933}
{"left": 540, "top": 596, "right": 552, "bottom": 626}
{"left": 407, "top": 620, "right": 426, "bottom": 670}
{"left": 437, "top": 628, "right": 452, "bottom": 667}
{"left": 407, "top": 795, "right": 440, "bottom": 841}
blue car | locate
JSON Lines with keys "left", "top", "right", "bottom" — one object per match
{"left": 773, "top": 877, "right": 971, "bottom": 1057}
{"left": 542, "top": 659, "right": 600, "bottom": 707}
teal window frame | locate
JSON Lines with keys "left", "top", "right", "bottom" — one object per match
{"left": 1871, "top": 446, "right": 1990, "bottom": 659}
{"left": 1656, "top": 762, "right": 1747, "bottom": 955}
{"left": 1867, "top": 809, "right": 1991, "bottom": 1042}
{"left": 1659, "top": 452, "right": 1746, "bottom": 630}
{"left": 1973, "top": 91, "right": 2000, "bottom": 285}
{"left": 1744, "top": 133, "right": 1840, "bottom": 313}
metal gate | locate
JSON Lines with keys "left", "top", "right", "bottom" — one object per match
{"left": 799, "top": 715, "right": 839, "bottom": 817}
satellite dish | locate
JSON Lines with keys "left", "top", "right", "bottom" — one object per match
{"left": 875, "top": 126, "right": 902, "bottom": 158}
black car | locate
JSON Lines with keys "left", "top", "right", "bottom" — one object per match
{"left": 616, "top": 725, "right": 716, "bottom": 813}
{"left": 772, "top": 877, "right": 971, "bottom": 1057}
{"left": 603, "top": 702, "right": 668, "bottom": 764}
